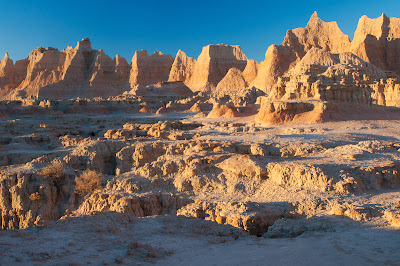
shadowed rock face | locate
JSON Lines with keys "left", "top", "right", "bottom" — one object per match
{"left": 351, "top": 13, "right": 400, "bottom": 75}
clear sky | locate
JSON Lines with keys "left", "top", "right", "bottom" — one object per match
{"left": 0, "top": 0, "right": 399, "bottom": 63}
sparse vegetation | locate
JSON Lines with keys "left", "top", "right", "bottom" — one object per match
{"left": 39, "top": 159, "right": 65, "bottom": 186}
{"left": 75, "top": 169, "right": 103, "bottom": 195}
{"left": 29, "top": 192, "right": 41, "bottom": 201}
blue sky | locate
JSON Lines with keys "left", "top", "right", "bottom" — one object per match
{"left": 0, "top": 0, "right": 399, "bottom": 63}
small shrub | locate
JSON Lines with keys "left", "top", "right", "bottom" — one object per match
{"left": 75, "top": 169, "right": 103, "bottom": 195}
{"left": 39, "top": 159, "right": 65, "bottom": 186}
{"left": 29, "top": 192, "right": 41, "bottom": 201}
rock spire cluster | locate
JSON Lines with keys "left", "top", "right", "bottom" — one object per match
{"left": 0, "top": 13, "right": 400, "bottom": 101}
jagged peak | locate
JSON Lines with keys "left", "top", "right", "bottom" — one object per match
{"left": 176, "top": 49, "right": 186, "bottom": 56}
{"left": 135, "top": 49, "right": 148, "bottom": 56}
{"left": 308, "top": 11, "right": 321, "bottom": 24}
{"left": 381, "top": 13, "right": 389, "bottom": 19}
{"left": 4, "top": 52, "right": 9, "bottom": 60}
{"left": 152, "top": 51, "right": 166, "bottom": 56}
{"left": 306, "top": 11, "right": 325, "bottom": 29}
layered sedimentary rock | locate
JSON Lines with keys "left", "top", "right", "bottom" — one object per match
{"left": 255, "top": 47, "right": 398, "bottom": 124}
{"left": 283, "top": 12, "right": 351, "bottom": 56}
{"left": 187, "top": 44, "right": 248, "bottom": 91}
{"left": 168, "top": 50, "right": 196, "bottom": 83}
{"left": 351, "top": 13, "right": 400, "bottom": 75}
{"left": 0, "top": 53, "right": 29, "bottom": 99}
{"left": 127, "top": 81, "right": 193, "bottom": 97}
{"left": 250, "top": 45, "right": 298, "bottom": 91}
{"left": 207, "top": 103, "right": 241, "bottom": 118}
{"left": 216, "top": 68, "right": 247, "bottom": 91}
{"left": 252, "top": 12, "right": 352, "bottom": 92}
{"left": 129, "top": 50, "right": 174, "bottom": 87}
{"left": 268, "top": 48, "right": 387, "bottom": 103}
{"left": 0, "top": 12, "right": 400, "bottom": 104}
{"left": 1, "top": 38, "right": 131, "bottom": 100}
{"left": 242, "top": 59, "right": 259, "bottom": 84}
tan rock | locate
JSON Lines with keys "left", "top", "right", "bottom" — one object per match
{"left": 251, "top": 12, "right": 351, "bottom": 92}
{"left": 168, "top": 50, "right": 196, "bottom": 83}
{"left": 4, "top": 38, "right": 131, "bottom": 100}
{"left": 250, "top": 45, "right": 298, "bottom": 91}
{"left": 128, "top": 81, "right": 193, "bottom": 97}
{"left": 242, "top": 59, "right": 259, "bottom": 84}
{"left": 255, "top": 98, "right": 342, "bottom": 125}
{"left": 216, "top": 68, "right": 247, "bottom": 91}
{"left": 283, "top": 11, "right": 351, "bottom": 56}
{"left": 216, "top": 154, "right": 266, "bottom": 178}
{"left": 351, "top": 13, "right": 400, "bottom": 75}
{"left": 129, "top": 50, "right": 174, "bottom": 87}
{"left": 207, "top": 103, "right": 241, "bottom": 118}
{"left": 187, "top": 44, "right": 248, "bottom": 91}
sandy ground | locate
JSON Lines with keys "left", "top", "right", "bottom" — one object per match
{"left": 1, "top": 113, "right": 400, "bottom": 265}
{"left": 0, "top": 213, "right": 399, "bottom": 265}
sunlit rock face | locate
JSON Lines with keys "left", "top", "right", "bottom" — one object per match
{"left": 186, "top": 44, "right": 248, "bottom": 91}
{"left": 351, "top": 13, "right": 400, "bottom": 76}
{"left": 0, "top": 38, "right": 131, "bottom": 100}
{"left": 129, "top": 50, "right": 174, "bottom": 87}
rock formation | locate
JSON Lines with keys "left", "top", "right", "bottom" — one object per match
{"left": 242, "top": 59, "right": 259, "bottom": 84}
{"left": 207, "top": 103, "right": 241, "bottom": 118}
{"left": 0, "top": 12, "right": 400, "bottom": 107}
{"left": 0, "top": 38, "right": 131, "bottom": 100}
{"left": 351, "top": 13, "right": 400, "bottom": 75}
{"left": 251, "top": 12, "right": 352, "bottom": 92}
{"left": 168, "top": 50, "right": 196, "bottom": 83}
{"left": 250, "top": 45, "right": 298, "bottom": 91}
{"left": 129, "top": 50, "right": 174, "bottom": 87}
{"left": 283, "top": 11, "right": 351, "bottom": 56}
{"left": 127, "top": 81, "right": 193, "bottom": 97}
{"left": 216, "top": 68, "right": 248, "bottom": 91}
{"left": 187, "top": 44, "right": 248, "bottom": 91}
{"left": 267, "top": 48, "right": 386, "bottom": 103}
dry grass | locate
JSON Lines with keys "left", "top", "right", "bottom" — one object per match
{"left": 29, "top": 192, "right": 41, "bottom": 201}
{"left": 75, "top": 169, "right": 103, "bottom": 195}
{"left": 39, "top": 159, "right": 65, "bottom": 186}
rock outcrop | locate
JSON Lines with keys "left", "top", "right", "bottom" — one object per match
{"left": 250, "top": 45, "right": 298, "bottom": 91}
{"left": 1, "top": 38, "right": 131, "bottom": 100}
{"left": 207, "top": 103, "right": 241, "bottom": 118}
{"left": 216, "top": 68, "right": 248, "bottom": 91}
{"left": 266, "top": 48, "right": 387, "bottom": 103}
{"left": 129, "top": 50, "right": 174, "bottom": 87}
{"left": 126, "top": 81, "right": 193, "bottom": 97}
{"left": 0, "top": 12, "right": 400, "bottom": 105}
{"left": 242, "top": 59, "right": 259, "bottom": 84}
{"left": 168, "top": 50, "right": 196, "bottom": 83}
{"left": 251, "top": 12, "right": 352, "bottom": 92}
{"left": 187, "top": 44, "right": 248, "bottom": 91}
{"left": 351, "top": 13, "right": 400, "bottom": 75}
{"left": 283, "top": 12, "right": 351, "bottom": 56}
